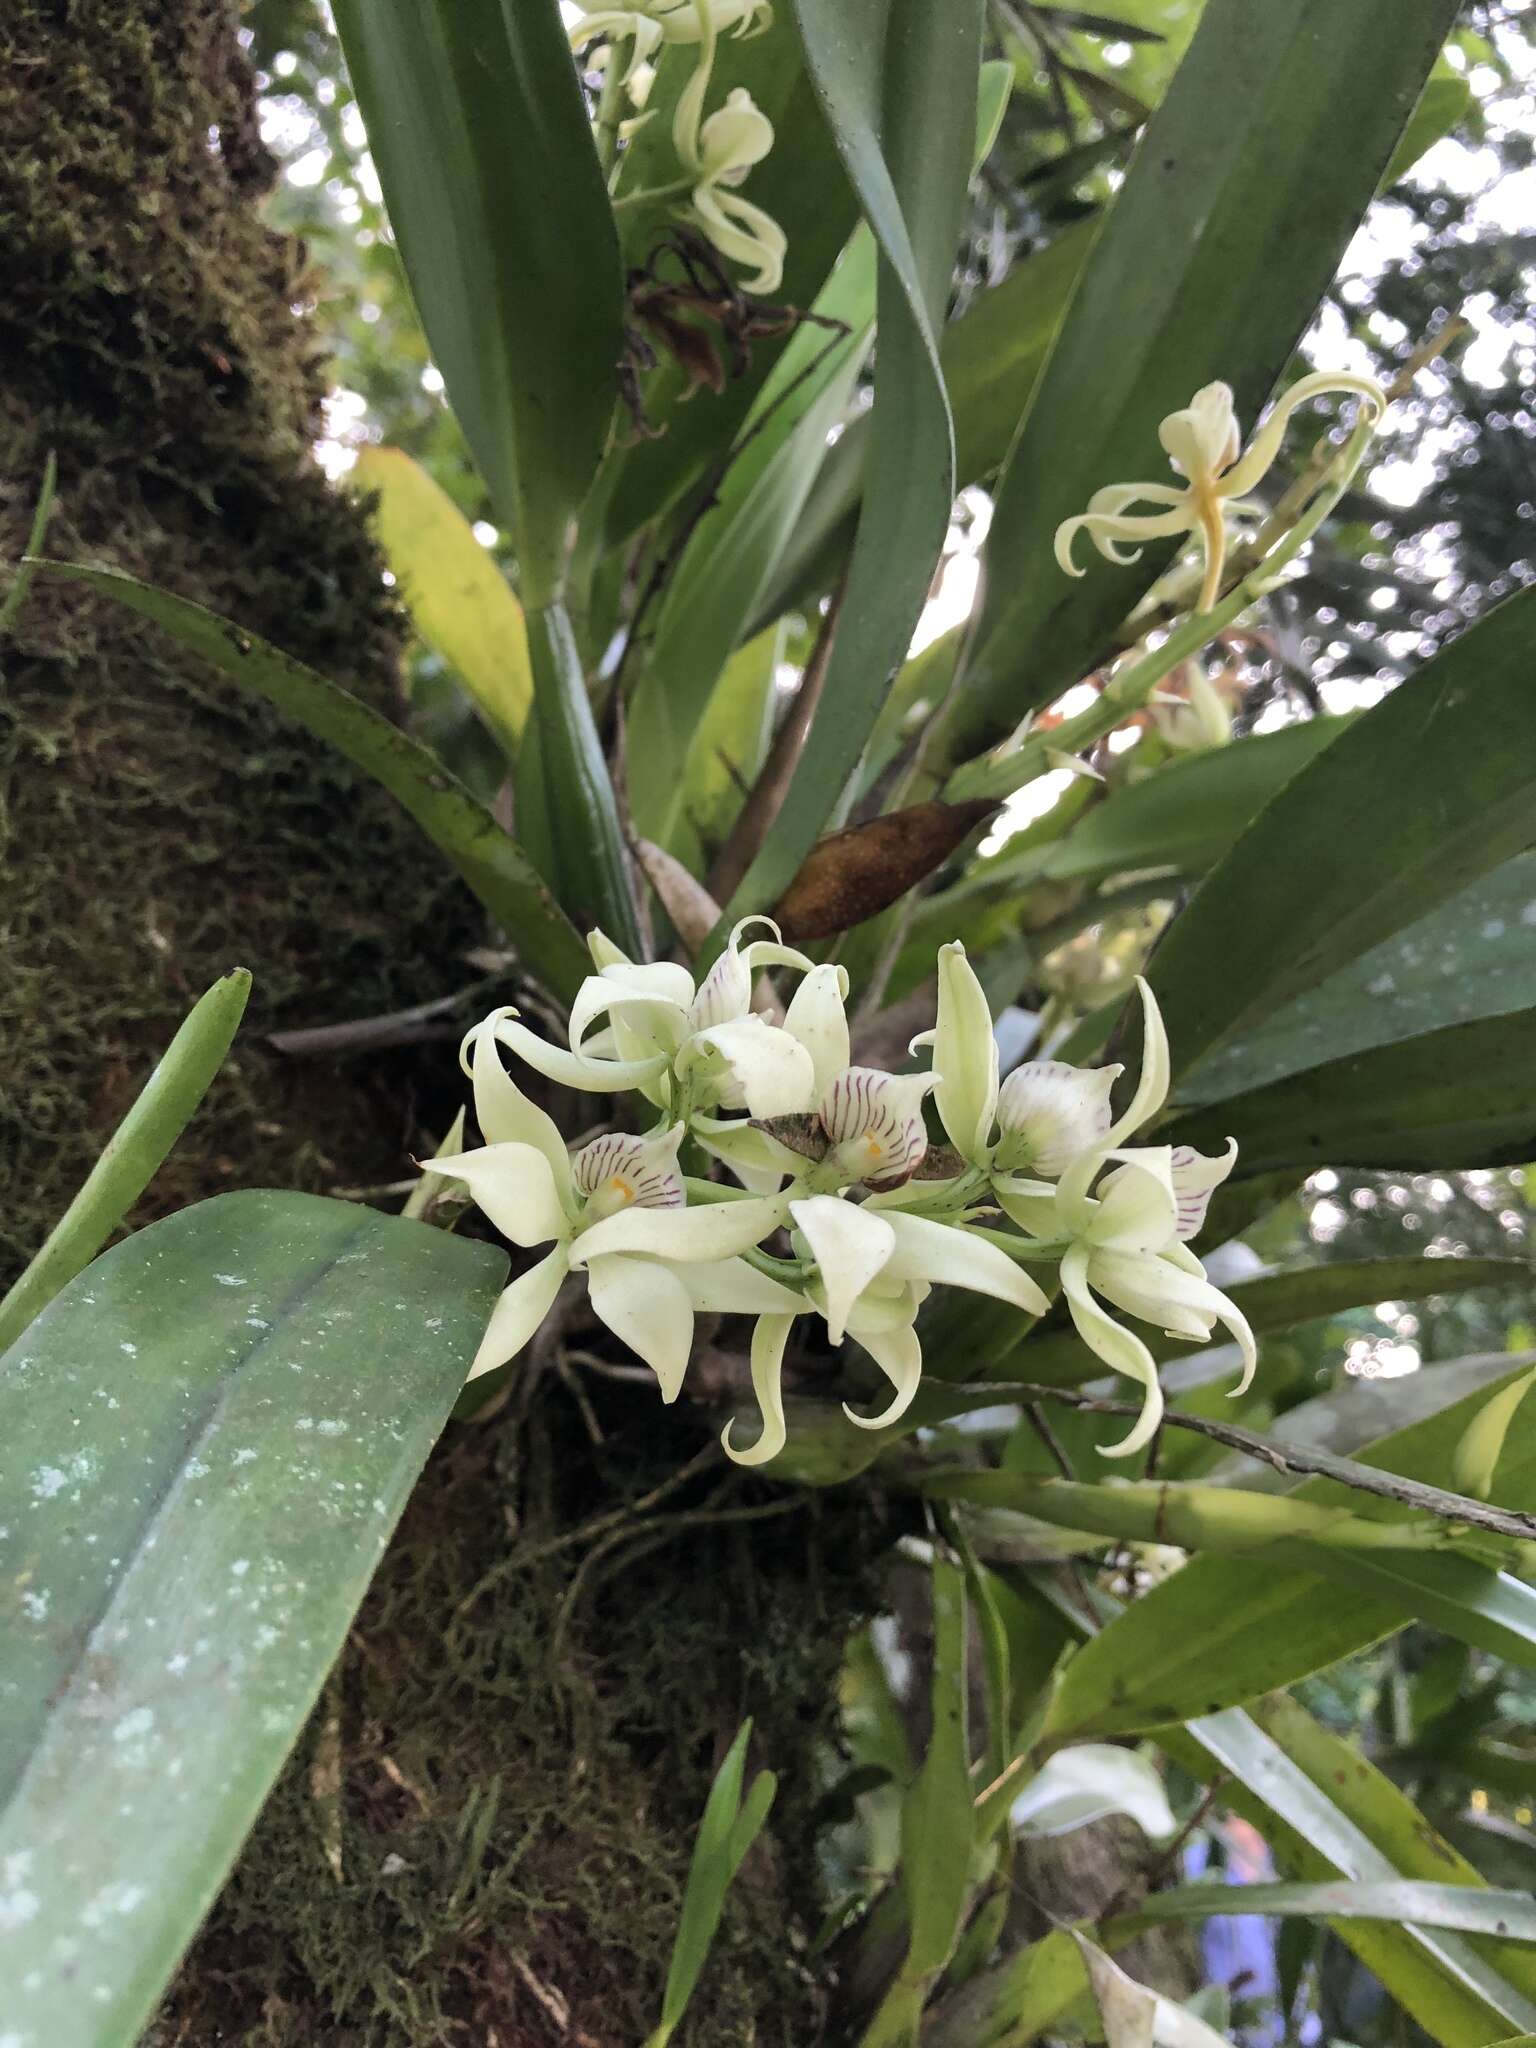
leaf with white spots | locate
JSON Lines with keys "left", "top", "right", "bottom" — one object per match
{"left": 0, "top": 1191, "right": 505, "bottom": 2046}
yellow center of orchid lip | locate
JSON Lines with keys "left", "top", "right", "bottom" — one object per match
{"left": 606, "top": 1174, "right": 637, "bottom": 1206}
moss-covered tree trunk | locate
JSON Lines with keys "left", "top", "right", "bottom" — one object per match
{"left": 0, "top": 0, "right": 479, "bottom": 1275}
{"left": 3, "top": 9, "right": 875, "bottom": 2041}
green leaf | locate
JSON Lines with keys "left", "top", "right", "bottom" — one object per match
{"left": 1128, "top": 1881, "right": 1536, "bottom": 1940}
{"left": 1039, "top": 719, "right": 1346, "bottom": 887}
{"left": 1383, "top": 58, "right": 1474, "bottom": 189}
{"left": 1179, "top": 852, "right": 1536, "bottom": 1108}
{"left": 715, "top": 0, "right": 982, "bottom": 930}
{"left": 352, "top": 445, "right": 533, "bottom": 756}
{"left": 866, "top": 1554, "right": 973, "bottom": 2044}
{"left": 1203, "top": 1351, "right": 1536, "bottom": 1490}
{"left": 747, "top": 223, "right": 1094, "bottom": 637}
{"left": 1012, "top": 1258, "right": 1530, "bottom": 1385}
{"left": 904, "top": 1556, "right": 972, "bottom": 1978}
{"left": 332, "top": 0, "right": 622, "bottom": 606}
{"left": 1148, "top": 586, "right": 1536, "bottom": 1081}
{"left": 0, "top": 449, "right": 57, "bottom": 637}
{"left": 923, "top": 1925, "right": 1095, "bottom": 2048}
{"left": 0, "top": 971, "right": 250, "bottom": 1354}
{"left": 671, "top": 624, "right": 784, "bottom": 873}
{"left": 1162, "top": 1694, "right": 1536, "bottom": 2041}
{"left": 652, "top": 1717, "right": 777, "bottom": 2047}
{"left": 0, "top": 1191, "right": 507, "bottom": 2046}
{"left": 29, "top": 561, "right": 590, "bottom": 1003}
{"left": 1167, "top": 1005, "right": 1536, "bottom": 1173}
{"left": 951, "top": 0, "right": 1461, "bottom": 751}
{"left": 1298, "top": 1550, "right": 1536, "bottom": 1674}
{"left": 1039, "top": 1358, "right": 1536, "bottom": 1742}
{"left": 524, "top": 598, "right": 642, "bottom": 951}
{"left": 634, "top": 67, "right": 1011, "bottom": 850}
{"left": 631, "top": 236, "right": 875, "bottom": 848}
{"left": 1455, "top": 1367, "right": 1536, "bottom": 1500}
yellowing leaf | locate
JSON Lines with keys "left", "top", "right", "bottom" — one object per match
{"left": 354, "top": 446, "right": 533, "bottom": 755}
{"left": 1454, "top": 1365, "right": 1536, "bottom": 1500}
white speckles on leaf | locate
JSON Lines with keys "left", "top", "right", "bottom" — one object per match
{"left": 112, "top": 1707, "right": 154, "bottom": 1743}
{"left": 213, "top": 1273, "right": 247, "bottom": 1286}
{"left": 29, "top": 1466, "right": 66, "bottom": 1501}
{"left": 0, "top": 1887, "right": 40, "bottom": 1932}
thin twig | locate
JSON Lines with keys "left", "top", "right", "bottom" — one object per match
{"left": 268, "top": 977, "right": 504, "bottom": 1056}
{"left": 970, "top": 1380, "right": 1536, "bottom": 1545}
{"left": 707, "top": 573, "right": 848, "bottom": 903}
{"left": 1023, "top": 1403, "right": 1076, "bottom": 1480}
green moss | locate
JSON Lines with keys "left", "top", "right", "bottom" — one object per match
{"left": 0, "top": 0, "right": 480, "bottom": 1281}
{"left": 150, "top": 1393, "right": 882, "bottom": 2044}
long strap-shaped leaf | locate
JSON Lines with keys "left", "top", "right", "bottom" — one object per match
{"left": 0, "top": 1192, "right": 507, "bottom": 2046}
{"left": 1168, "top": 1003, "right": 1536, "bottom": 1172}
{"left": 949, "top": 0, "right": 1461, "bottom": 753}
{"left": 332, "top": 0, "right": 621, "bottom": 611}
{"left": 1151, "top": 585, "right": 1536, "bottom": 1080}
{"left": 31, "top": 562, "right": 590, "bottom": 1002}
{"left": 333, "top": 0, "right": 639, "bottom": 946}
{"left": 713, "top": 0, "right": 981, "bottom": 931}
{"left": 1038, "top": 1358, "right": 1536, "bottom": 1743}
{"left": 1165, "top": 1697, "right": 1536, "bottom": 2041}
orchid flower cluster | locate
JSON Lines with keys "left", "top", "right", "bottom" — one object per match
{"left": 570, "top": 0, "right": 787, "bottom": 293}
{"left": 429, "top": 922, "right": 1256, "bottom": 1466}
{"left": 1055, "top": 371, "right": 1387, "bottom": 613}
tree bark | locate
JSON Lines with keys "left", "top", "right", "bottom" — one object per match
{"left": 0, "top": 0, "right": 479, "bottom": 1283}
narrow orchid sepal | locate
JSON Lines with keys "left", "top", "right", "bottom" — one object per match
{"left": 722, "top": 1312, "right": 796, "bottom": 1466}
{"left": 467, "top": 1248, "right": 568, "bottom": 1380}
{"left": 882, "top": 1210, "right": 1050, "bottom": 1317}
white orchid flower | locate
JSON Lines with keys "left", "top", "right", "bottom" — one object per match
{"left": 914, "top": 942, "right": 1126, "bottom": 1190}
{"left": 996, "top": 980, "right": 1254, "bottom": 1458}
{"left": 569, "top": 0, "right": 770, "bottom": 86}
{"left": 431, "top": 1031, "right": 798, "bottom": 1396}
{"left": 1054, "top": 371, "right": 1386, "bottom": 612}
{"left": 676, "top": 85, "right": 786, "bottom": 294}
{"left": 475, "top": 918, "right": 834, "bottom": 1125}
{"left": 786, "top": 1192, "right": 1050, "bottom": 1426}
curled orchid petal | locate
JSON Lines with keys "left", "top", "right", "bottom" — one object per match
{"left": 842, "top": 1315, "right": 922, "bottom": 1432}
{"left": 426, "top": 1140, "right": 569, "bottom": 1250}
{"left": 1059, "top": 1245, "right": 1165, "bottom": 1459}
{"left": 722, "top": 1312, "right": 796, "bottom": 1466}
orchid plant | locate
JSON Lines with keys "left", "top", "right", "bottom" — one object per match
{"left": 10, "top": 2, "right": 1535, "bottom": 2043}
{"left": 430, "top": 925, "right": 1253, "bottom": 1465}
